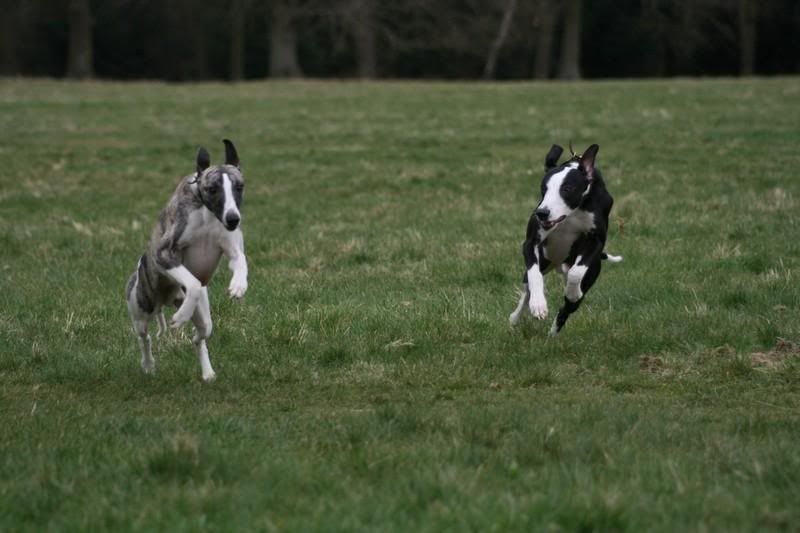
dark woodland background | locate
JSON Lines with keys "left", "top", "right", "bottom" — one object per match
{"left": 0, "top": 0, "right": 797, "bottom": 81}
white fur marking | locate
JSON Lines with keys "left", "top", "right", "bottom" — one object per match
{"left": 545, "top": 211, "right": 595, "bottom": 267}
{"left": 565, "top": 257, "right": 588, "bottom": 302}
{"left": 605, "top": 253, "right": 623, "bottom": 263}
{"left": 166, "top": 265, "right": 202, "bottom": 327}
{"left": 220, "top": 227, "right": 248, "bottom": 299}
{"left": 539, "top": 166, "right": 572, "bottom": 223}
{"left": 222, "top": 173, "right": 239, "bottom": 222}
{"left": 527, "top": 266, "right": 548, "bottom": 319}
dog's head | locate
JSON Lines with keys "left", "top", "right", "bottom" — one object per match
{"left": 534, "top": 143, "right": 599, "bottom": 231}
{"left": 195, "top": 139, "right": 244, "bottom": 231}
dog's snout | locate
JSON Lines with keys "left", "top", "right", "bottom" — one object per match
{"left": 535, "top": 208, "right": 550, "bottom": 221}
{"left": 225, "top": 212, "right": 240, "bottom": 229}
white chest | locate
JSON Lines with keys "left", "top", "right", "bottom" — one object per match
{"left": 544, "top": 210, "right": 595, "bottom": 267}
{"left": 178, "top": 210, "right": 225, "bottom": 285}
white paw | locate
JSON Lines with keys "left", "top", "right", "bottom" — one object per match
{"left": 529, "top": 299, "right": 548, "bottom": 320}
{"left": 171, "top": 305, "right": 194, "bottom": 328}
{"left": 228, "top": 279, "right": 247, "bottom": 299}
{"left": 141, "top": 359, "right": 155, "bottom": 374}
{"left": 549, "top": 319, "right": 560, "bottom": 337}
{"left": 202, "top": 370, "right": 217, "bottom": 383}
{"left": 509, "top": 311, "right": 521, "bottom": 325}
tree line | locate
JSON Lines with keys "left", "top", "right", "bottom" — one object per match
{"left": 1, "top": 0, "right": 797, "bottom": 81}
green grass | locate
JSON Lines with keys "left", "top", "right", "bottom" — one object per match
{"left": 1, "top": 77, "right": 800, "bottom": 531}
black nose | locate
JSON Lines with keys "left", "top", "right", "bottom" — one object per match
{"left": 535, "top": 208, "right": 550, "bottom": 221}
{"left": 225, "top": 213, "right": 240, "bottom": 229}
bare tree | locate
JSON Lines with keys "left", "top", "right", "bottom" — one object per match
{"left": 351, "top": 0, "right": 377, "bottom": 78}
{"left": 482, "top": 0, "right": 517, "bottom": 79}
{"left": 67, "top": 0, "right": 93, "bottom": 79}
{"left": 269, "top": 1, "right": 303, "bottom": 78}
{"left": 230, "top": 0, "right": 248, "bottom": 80}
{"left": 639, "top": 0, "right": 669, "bottom": 76}
{"left": 190, "top": 5, "right": 209, "bottom": 79}
{"left": 738, "top": 0, "right": 757, "bottom": 75}
{"left": 557, "top": 0, "right": 581, "bottom": 80}
{"left": 533, "top": 0, "right": 558, "bottom": 79}
{"left": 0, "top": 0, "right": 21, "bottom": 75}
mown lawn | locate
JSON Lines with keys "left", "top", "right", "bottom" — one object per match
{"left": 1, "top": 78, "right": 799, "bottom": 531}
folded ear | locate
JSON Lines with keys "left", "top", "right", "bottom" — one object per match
{"left": 196, "top": 147, "right": 211, "bottom": 176}
{"left": 579, "top": 144, "right": 599, "bottom": 180}
{"left": 545, "top": 144, "right": 563, "bottom": 170}
{"left": 223, "top": 139, "right": 240, "bottom": 167}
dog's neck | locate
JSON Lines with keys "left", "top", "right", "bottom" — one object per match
{"left": 188, "top": 179, "right": 207, "bottom": 208}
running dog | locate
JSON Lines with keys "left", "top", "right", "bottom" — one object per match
{"left": 126, "top": 139, "right": 248, "bottom": 381}
{"left": 509, "top": 143, "right": 621, "bottom": 335}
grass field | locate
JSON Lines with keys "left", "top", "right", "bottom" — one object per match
{"left": 1, "top": 77, "right": 799, "bottom": 531}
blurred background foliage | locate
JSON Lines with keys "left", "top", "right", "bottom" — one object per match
{"left": 0, "top": 0, "right": 797, "bottom": 81}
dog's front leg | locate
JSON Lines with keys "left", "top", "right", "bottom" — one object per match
{"left": 165, "top": 265, "right": 204, "bottom": 327}
{"left": 522, "top": 237, "right": 548, "bottom": 320}
{"left": 527, "top": 265, "right": 548, "bottom": 320}
{"left": 221, "top": 229, "right": 248, "bottom": 299}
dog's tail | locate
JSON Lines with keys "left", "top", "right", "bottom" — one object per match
{"left": 601, "top": 252, "right": 623, "bottom": 263}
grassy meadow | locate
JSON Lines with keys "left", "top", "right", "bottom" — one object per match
{"left": 1, "top": 77, "right": 799, "bottom": 531}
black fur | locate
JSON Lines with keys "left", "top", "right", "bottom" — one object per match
{"left": 223, "top": 138, "right": 240, "bottom": 167}
{"left": 516, "top": 143, "right": 618, "bottom": 334}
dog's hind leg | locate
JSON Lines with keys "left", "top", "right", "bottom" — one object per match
{"left": 509, "top": 275, "right": 530, "bottom": 325}
{"left": 127, "top": 270, "right": 156, "bottom": 374}
{"left": 154, "top": 307, "right": 168, "bottom": 337}
{"left": 191, "top": 287, "right": 216, "bottom": 382}
{"left": 132, "top": 317, "right": 155, "bottom": 373}
{"left": 550, "top": 257, "right": 601, "bottom": 336}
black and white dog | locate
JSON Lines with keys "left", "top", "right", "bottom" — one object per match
{"left": 509, "top": 143, "right": 621, "bottom": 335}
{"left": 126, "top": 140, "right": 248, "bottom": 381}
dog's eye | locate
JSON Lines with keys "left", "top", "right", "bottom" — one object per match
{"left": 206, "top": 185, "right": 219, "bottom": 194}
{"left": 562, "top": 185, "right": 575, "bottom": 194}
{"left": 235, "top": 183, "right": 244, "bottom": 192}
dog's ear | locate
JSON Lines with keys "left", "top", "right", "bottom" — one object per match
{"left": 223, "top": 139, "right": 240, "bottom": 168}
{"left": 545, "top": 144, "right": 563, "bottom": 170}
{"left": 579, "top": 144, "right": 599, "bottom": 180}
{"left": 196, "top": 147, "right": 211, "bottom": 176}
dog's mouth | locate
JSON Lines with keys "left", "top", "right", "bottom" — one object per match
{"left": 541, "top": 215, "right": 566, "bottom": 230}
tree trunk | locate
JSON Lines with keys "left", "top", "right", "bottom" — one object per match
{"left": 67, "top": 0, "right": 93, "bottom": 79}
{"left": 641, "top": 0, "right": 666, "bottom": 77}
{"left": 191, "top": 19, "right": 209, "bottom": 80}
{"left": 738, "top": 0, "right": 757, "bottom": 76}
{"left": 269, "top": 2, "right": 303, "bottom": 78}
{"left": 557, "top": 0, "right": 581, "bottom": 80}
{"left": 230, "top": 0, "right": 246, "bottom": 80}
{"left": 352, "top": 0, "right": 377, "bottom": 78}
{"left": 0, "top": 0, "right": 20, "bottom": 75}
{"left": 533, "top": 0, "right": 557, "bottom": 79}
{"left": 483, "top": 0, "right": 518, "bottom": 80}
{"left": 673, "top": 0, "right": 696, "bottom": 75}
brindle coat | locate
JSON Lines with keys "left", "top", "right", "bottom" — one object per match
{"left": 126, "top": 140, "right": 248, "bottom": 381}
